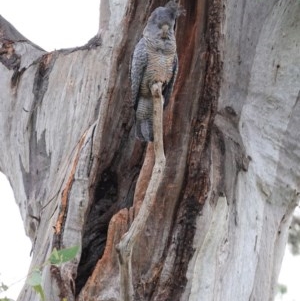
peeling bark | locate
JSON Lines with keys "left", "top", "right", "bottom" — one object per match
{"left": 0, "top": 0, "right": 299, "bottom": 301}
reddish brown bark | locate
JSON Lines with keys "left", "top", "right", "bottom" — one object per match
{"left": 1, "top": 0, "right": 298, "bottom": 300}
{"left": 77, "top": 0, "right": 223, "bottom": 300}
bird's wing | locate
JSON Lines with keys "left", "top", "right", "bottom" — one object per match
{"left": 130, "top": 38, "right": 148, "bottom": 110}
{"left": 162, "top": 54, "right": 178, "bottom": 108}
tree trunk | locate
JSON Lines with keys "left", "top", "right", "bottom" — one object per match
{"left": 0, "top": 0, "right": 299, "bottom": 300}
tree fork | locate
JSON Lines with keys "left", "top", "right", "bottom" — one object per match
{"left": 1, "top": 1, "right": 299, "bottom": 300}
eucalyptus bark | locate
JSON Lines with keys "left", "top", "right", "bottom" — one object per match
{"left": 0, "top": 1, "right": 299, "bottom": 301}
{"left": 117, "top": 82, "right": 166, "bottom": 301}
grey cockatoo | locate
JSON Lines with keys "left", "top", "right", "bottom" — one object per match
{"left": 130, "top": 1, "right": 184, "bottom": 141}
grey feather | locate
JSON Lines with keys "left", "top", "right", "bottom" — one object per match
{"left": 135, "top": 96, "right": 154, "bottom": 141}
{"left": 130, "top": 38, "right": 148, "bottom": 110}
{"left": 163, "top": 54, "right": 178, "bottom": 108}
{"left": 130, "top": 1, "right": 183, "bottom": 141}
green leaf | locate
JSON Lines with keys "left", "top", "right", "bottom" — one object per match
{"left": 49, "top": 246, "right": 79, "bottom": 265}
{"left": 32, "top": 284, "right": 45, "bottom": 301}
{"left": 0, "top": 297, "right": 14, "bottom": 301}
{"left": 26, "top": 270, "right": 45, "bottom": 301}
{"left": 51, "top": 247, "right": 60, "bottom": 262}
{"left": 26, "top": 269, "right": 42, "bottom": 287}
{"left": 277, "top": 283, "right": 287, "bottom": 296}
{"left": 0, "top": 282, "right": 8, "bottom": 292}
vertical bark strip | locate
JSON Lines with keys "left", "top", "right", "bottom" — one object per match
{"left": 117, "top": 83, "right": 166, "bottom": 301}
{"left": 54, "top": 131, "right": 87, "bottom": 238}
{"left": 1, "top": 0, "right": 300, "bottom": 300}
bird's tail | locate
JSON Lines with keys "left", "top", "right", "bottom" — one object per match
{"left": 135, "top": 118, "right": 153, "bottom": 142}
{"left": 135, "top": 97, "right": 154, "bottom": 142}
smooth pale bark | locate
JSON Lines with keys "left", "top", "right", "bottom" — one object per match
{"left": 0, "top": 0, "right": 299, "bottom": 301}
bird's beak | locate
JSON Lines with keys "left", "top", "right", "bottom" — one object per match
{"left": 162, "top": 24, "right": 170, "bottom": 38}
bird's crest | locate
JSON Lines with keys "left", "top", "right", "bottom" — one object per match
{"left": 165, "top": 1, "right": 186, "bottom": 18}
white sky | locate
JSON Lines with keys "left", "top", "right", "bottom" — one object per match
{"left": 0, "top": 173, "right": 31, "bottom": 300}
{"left": 0, "top": 1, "right": 299, "bottom": 301}
{"left": 277, "top": 248, "right": 300, "bottom": 301}
{"left": 1, "top": 0, "right": 99, "bottom": 51}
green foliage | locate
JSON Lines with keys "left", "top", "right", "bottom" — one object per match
{"left": 26, "top": 269, "right": 42, "bottom": 287}
{"left": 48, "top": 246, "right": 80, "bottom": 266}
{"left": 276, "top": 283, "right": 288, "bottom": 297}
{"left": 288, "top": 215, "right": 300, "bottom": 255}
{"left": 25, "top": 245, "right": 79, "bottom": 301}
{"left": 26, "top": 269, "right": 44, "bottom": 301}
{"left": 0, "top": 282, "right": 8, "bottom": 293}
{"left": 0, "top": 281, "right": 13, "bottom": 301}
{"left": 31, "top": 285, "right": 45, "bottom": 301}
